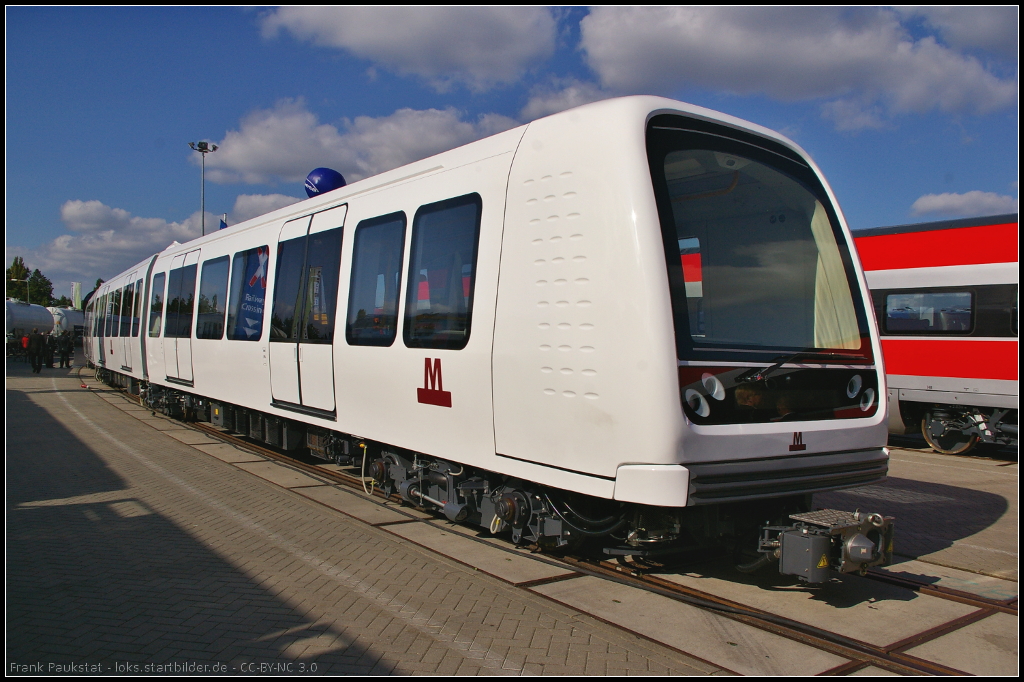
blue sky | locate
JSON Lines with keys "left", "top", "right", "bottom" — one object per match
{"left": 6, "top": 7, "right": 1018, "bottom": 298}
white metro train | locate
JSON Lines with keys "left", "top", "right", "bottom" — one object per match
{"left": 85, "top": 96, "right": 893, "bottom": 582}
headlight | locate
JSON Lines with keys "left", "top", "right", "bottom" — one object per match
{"left": 684, "top": 389, "right": 711, "bottom": 417}
{"left": 701, "top": 373, "right": 726, "bottom": 401}
{"left": 846, "top": 374, "right": 862, "bottom": 399}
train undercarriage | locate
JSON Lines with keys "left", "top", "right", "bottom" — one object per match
{"left": 896, "top": 399, "right": 1018, "bottom": 455}
{"left": 98, "top": 372, "right": 894, "bottom": 584}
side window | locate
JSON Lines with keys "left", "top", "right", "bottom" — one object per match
{"left": 149, "top": 273, "right": 166, "bottom": 337}
{"left": 270, "top": 237, "right": 307, "bottom": 341}
{"left": 403, "top": 194, "right": 482, "bottom": 350}
{"left": 197, "top": 256, "right": 230, "bottom": 340}
{"left": 300, "top": 227, "right": 343, "bottom": 343}
{"left": 166, "top": 265, "right": 198, "bottom": 338}
{"left": 346, "top": 212, "right": 406, "bottom": 346}
{"left": 227, "top": 246, "right": 269, "bottom": 341}
{"left": 120, "top": 283, "right": 134, "bottom": 337}
{"left": 132, "top": 278, "right": 143, "bottom": 337}
{"left": 107, "top": 290, "right": 120, "bottom": 338}
{"left": 270, "top": 228, "right": 343, "bottom": 343}
{"left": 885, "top": 291, "right": 973, "bottom": 333}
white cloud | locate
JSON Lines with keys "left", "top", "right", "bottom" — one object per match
{"left": 520, "top": 80, "right": 610, "bottom": 121}
{"left": 899, "top": 7, "right": 1018, "bottom": 62}
{"left": 203, "top": 99, "right": 519, "bottom": 186}
{"left": 229, "top": 193, "right": 303, "bottom": 224}
{"left": 9, "top": 194, "right": 305, "bottom": 299}
{"left": 580, "top": 7, "right": 1017, "bottom": 129}
{"left": 261, "top": 7, "right": 556, "bottom": 91}
{"left": 911, "top": 191, "right": 1018, "bottom": 217}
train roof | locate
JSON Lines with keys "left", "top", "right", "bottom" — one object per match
{"left": 853, "top": 213, "right": 1018, "bottom": 238}
{"left": 153, "top": 95, "right": 817, "bottom": 256}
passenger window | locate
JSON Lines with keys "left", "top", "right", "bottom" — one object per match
{"left": 403, "top": 194, "right": 482, "bottom": 350}
{"left": 227, "top": 246, "right": 269, "bottom": 341}
{"left": 120, "top": 283, "right": 134, "bottom": 337}
{"left": 270, "top": 228, "right": 343, "bottom": 343}
{"left": 132, "top": 279, "right": 143, "bottom": 337}
{"left": 165, "top": 265, "right": 198, "bottom": 338}
{"left": 197, "top": 256, "right": 229, "bottom": 340}
{"left": 271, "top": 237, "right": 306, "bottom": 340}
{"left": 301, "top": 228, "right": 343, "bottom": 343}
{"left": 885, "top": 291, "right": 973, "bottom": 333}
{"left": 101, "top": 293, "right": 111, "bottom": 337}
{"left": 109, "top": 289, "right": 123, "bottom": 337}
{"left": 346, "top": 212, "right": 406, "bottom": 346}
{"left": 149, "top": 273, "right": 166, "bottom": 337}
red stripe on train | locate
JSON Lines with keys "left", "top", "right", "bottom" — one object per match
{"left": 854, "top": 223, "right": 1018, "bottom": 271}
{"left": 881, "top": 338, "right": 1019, "bottom": 381}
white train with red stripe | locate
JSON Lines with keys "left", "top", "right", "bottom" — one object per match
{"left": 853, "top": 214, "right": 1018, "bottom": 454}
{"left": 83, "top": 96, "right": 895, "bottom": 582}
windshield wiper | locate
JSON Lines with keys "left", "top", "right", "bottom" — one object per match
{"left": 736, "top": 350, "right": 865, "bottom": 384}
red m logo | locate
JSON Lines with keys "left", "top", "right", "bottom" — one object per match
{"left": 417, "top": 358, "right": 452, "bottom": 407}
{"left": 790, "top": 432, "right": 806, "bottom": 451}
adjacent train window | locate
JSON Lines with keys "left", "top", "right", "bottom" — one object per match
{"left": 226, "top": 246, "right": 269, "bottom": 341}
{"left": 404, "top": 194, "right": 482, "bottom": 350}
{"left": 149, "top": 273, "right": 166, "bottom": 337}
{"left": 346, "top": 212, "right": 406, "bottom": 346}
{"left": 165, "top": 264, "right": 198, "bottom": 338}
{"left": 679, "top": 237, "right": 705, "bottom": 336}
{"left": 196, "top": 256, "right": 229, "bottom": 340}
{"left": 885, "top": 291, "right": 973, "bottom": 333}
{"left": 270, "top": 228, "right": 343, "bottom": 343}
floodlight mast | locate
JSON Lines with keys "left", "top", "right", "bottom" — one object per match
{"left": 189, "top": 141, "right": 219, "bottom": 236}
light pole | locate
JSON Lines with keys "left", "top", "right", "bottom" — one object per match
{"left": 189, "top": 141, "right": 219, "bottom": 236}
{"left": 10, "top": 277, "right": 31, "bottom": 305}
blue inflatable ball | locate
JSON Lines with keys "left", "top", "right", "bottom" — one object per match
{"left": 304, "top": 168, "right": 347, "bottom": 198}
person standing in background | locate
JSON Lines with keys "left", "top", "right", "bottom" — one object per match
{"left": 26, "top": 327, "right": 45, "bottom": 374}
{"left": 44, "top": 333, "right": 57, "bottom": 369}
{"left": 58, "top": 331, "right": 74, "bottom": 368}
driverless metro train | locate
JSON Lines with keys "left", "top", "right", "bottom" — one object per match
{"left": 85, "top": 97, "right": 893, "bottom": 582}
{"left": 853, "top": 214, "right": 1018, "bottom": 455}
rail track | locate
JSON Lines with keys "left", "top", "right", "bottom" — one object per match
{"left": 90, "top": 372, "right": 1016, "bottom": 676}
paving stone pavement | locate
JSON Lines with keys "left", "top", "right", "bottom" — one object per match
{"left": 6, "top": 362, "right": 721, "bottom": 676}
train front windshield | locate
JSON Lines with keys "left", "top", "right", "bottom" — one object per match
{"left": 648, "top": 117, "right": 876, "bottom": 425}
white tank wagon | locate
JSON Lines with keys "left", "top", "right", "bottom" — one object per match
{"left": 84, "top": 96, "right": 893, "bottom": 582}
{"left": 6, "top": 299, "right": 55, "bottom": 338}
{"left": 48, "top": 306, "right": 86, "bottom": 338}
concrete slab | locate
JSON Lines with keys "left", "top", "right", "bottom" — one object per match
{"left": 904, "top": 612, "right": 1018, "bottom": 676}
{"left": 133, "top": 418, "right": 189, "bottom": 431}
{"left": 817, "top": 448, "right": 1018, "bottom": 580}
{"left": 233, "top": 461, "right": 331, "bottom": 488}
{"left": 884, "top": 557, "right": 1018, "bottom": 602}
{"left": 163, "top": 430, "right": 223, "bottom": 446}
{"left": 849, "top": 665, "right": 901, "bottom": 676}
{"left": 386, "top": 522, "right": 578, "bottom": 586}
{"left": 192, "top": 443, "right": 267, "bottom": 464}
{"left": 654, "top": 560, "right": 977, "bottom": 648}
{"left": 296, "top": 486, "right": 426, "bottom": 525}
{"left": 530, "top": 576, "right": 848, "bottom": 675}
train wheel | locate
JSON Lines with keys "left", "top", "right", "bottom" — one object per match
{"left": 922, "top": 413, "right": 978, "bottom": 455}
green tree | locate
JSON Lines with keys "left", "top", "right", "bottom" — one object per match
{"left": 28, "top": 269, "right": 54, "bottom": 306}
{"left": 53, "top": 295, "right": 74, "bottom": 308}
{"left": 6, "top": 256, "right": 31, "bottom": 301}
